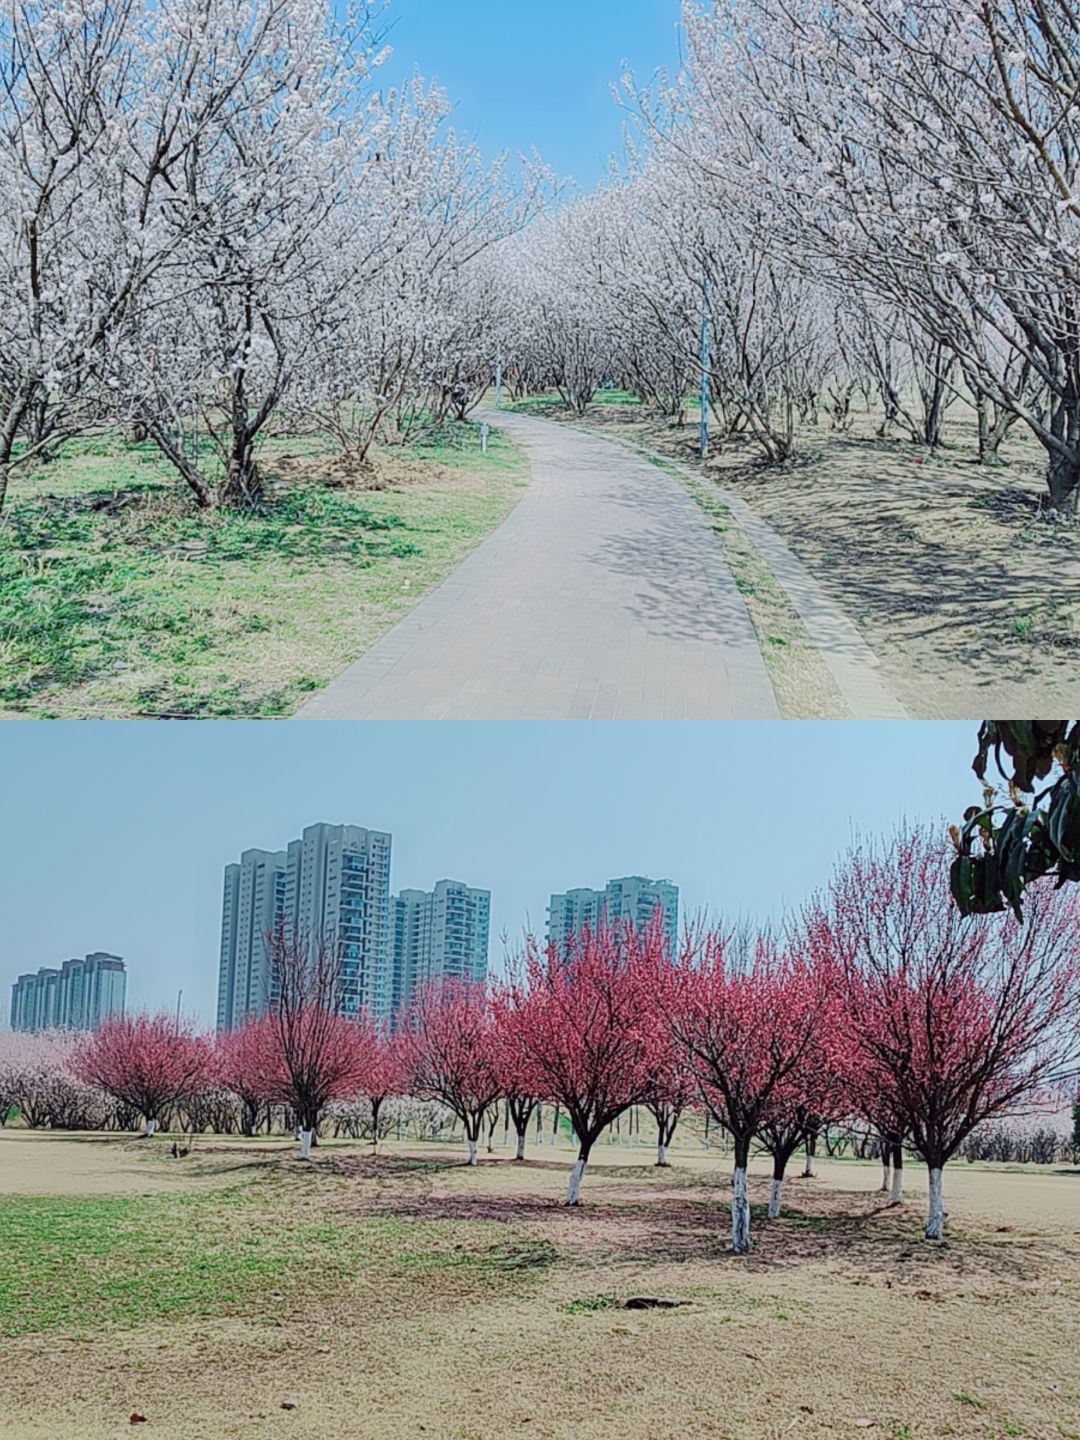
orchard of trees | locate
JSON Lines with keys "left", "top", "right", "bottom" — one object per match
{"left": 0, "top": 0, "right": 543, "bottom": 516}
{"left": 497, "top": 0, "right": 1080, "bottom": 514}
{"left": 3, "top": 826, "right": 1078, "bottom": 1254}
{"left": 7, "top": 0, "right": 1080, "bottom": 529}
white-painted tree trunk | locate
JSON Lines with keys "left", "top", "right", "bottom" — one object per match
{"left": 731, "top": 1166, "right": 751, "bottom": 1253}
{"left": 926, "top": 1167, "right": 944, "bottom": 1239}
{"left": 565, "top": 1158, "right": 586, "bottom": 1205}
{"left": 802, "top": 1153, "right": 815, "bottom": 1178}
{"left": 515, "top": 1132, "right": 526, "bottom": 1161}
{"left": 768, "top": 1177, "right": 784, "bottom": 1219}
{"left": 467, "top": 1138, "right": 478, "bottom": 1166}
{"left": 299, "top": 1128, "right": 314, "bottom": 1160}
{"left": 657, "top": 1141, "right": 668, "bottom": 1167}
{"left": 890, "top": 1164, "right": 904, "bottom": 1205}
{"left": 502, "top": 1126, "right": 510, "bottom": 1149}
{"left": 144, "top": 1118, "right": 157, "bottom": 1137}
{"left": 880, "top": 1158, "right": 891, "bottom": 1192}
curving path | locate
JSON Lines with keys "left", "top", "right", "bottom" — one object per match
{"left": 295, "top": 410, "right": 779, "bottom": 720}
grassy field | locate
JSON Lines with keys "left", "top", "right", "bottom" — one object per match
{"left": 0, "top": 424, "right": 527, "bottom": 719}
{"left": 1, "top": 1129, "right": 1077, "bottom": 1440}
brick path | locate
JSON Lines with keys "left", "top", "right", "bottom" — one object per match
{"left": 295, "top": 410, "right": 779, "bottom": 720}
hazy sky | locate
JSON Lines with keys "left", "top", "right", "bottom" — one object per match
{"left": 1, "top": 722, "right": 984, "bottom": 1024}
{"left": 372, "top": 0, "right": 685, "bottom": 187}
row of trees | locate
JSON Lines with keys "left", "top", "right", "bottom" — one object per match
{"left": 0, "top": 0, "right": 542, "bottom": 515}
{"left": 8, "top": 825, "right": 1077, "bottom": 1254}
{"left": 496, "top": 0, "right": 1080, "bottom": 512}
{"left": 8, "top": 2, "right": 1079, "bottom": 516}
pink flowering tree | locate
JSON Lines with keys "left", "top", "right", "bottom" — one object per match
{"left": 349, "top": 1018, "right": 410, "bottom": 1151}
{"left": 400, "top": 982, "right": 502, "bottom": 1166}
{"left": 668, "top": 930, "right": 824, "bottom": 1253}
{"left": 820, "top": 826, "right": 1080, "bottom": 1239}
{"left": 74, "top": 1013, "right": 211, "bottom": 1137}
{"left": 490, "top": 991, "right": 543, "bottom": 1162}
{"left": 505, "top": 923, "right": 662, "bottom": 1205}
{"left": 215, "top": 1018, "right": 281, "bottom": 1137}
{"left": 264, "top": 925, "right": 369, "bottom": 1159}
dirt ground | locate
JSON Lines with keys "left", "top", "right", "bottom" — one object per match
{"left": 568, "top": 406, "right": 1080, "bottom": 720}
{"left": 1, "top": 1129, "right": 1077, "bottom": 1440}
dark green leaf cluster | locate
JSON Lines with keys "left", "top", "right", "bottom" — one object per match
{"left": 951, "top": 722, "right": 1080, "bottom": 918}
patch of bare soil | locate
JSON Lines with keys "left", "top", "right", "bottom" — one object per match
{"left": 3, "top": 1135, "right": 1079, "bottom": 1440}
{"left": 270, "top": 451, "right": 492, "bottom": 497}
{"left": 574, "top": 407, "right": 1080, "bottom": 719}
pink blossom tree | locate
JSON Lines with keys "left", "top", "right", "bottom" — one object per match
{"left": 820, "top": 826, "right": 1080, "bottom": 1238}
{"left": 74, "top": 1013, "right": 211, "bottom": 1136}
{"left": 264, "top": 925, "right": 368, "bottom": 1159}
{"left": 505, "top": 923, "right": 661, "bottom": 1205}
{"left": 349, "top": 1018, "right": 409, "bottom": 1151}
{"left": 490, "top": 991, "right": 542, "bottom": 1162}
{"left": 215, "top": 1018, "right": 280, "bottom": 1137}
{"left": 668, "top": 930, "right": 824, "bottom": 1252}
{"left": 400, "top": 982, "right": 501, "bottom": 1166}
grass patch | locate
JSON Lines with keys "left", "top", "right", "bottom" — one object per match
{"left": 561, "top": 1293, "right": 618, "bottom": 1314}
{"left": 0, "top": 422, "right": 526, "bottom": 718}
{"left": 0, "top": 1184, "right": 551, "bottom": 1338}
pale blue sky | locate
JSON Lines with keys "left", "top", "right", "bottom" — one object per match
{"left": 0, "top": 722, "right": 982, "bottom": 1023}
{"left": 372, "top": 0, "right": 685, "bottom": 186}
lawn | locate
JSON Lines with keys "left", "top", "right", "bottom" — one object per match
{"left": 0, "top": 423, "right": 527, "bottom": 719}
{"left": 1, "top": 1129, "right": 1077, "bottom": 1440}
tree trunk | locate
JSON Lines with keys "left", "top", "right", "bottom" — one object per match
{"left": 926, "top": 1166, "right": 944, "bottom": 1240}
{"left": 467, "top": 1137, "right": 478, "bottom": 1166}
{"left": 299, "top": 1128, "right": 314, "bottom": 1160}
{"left": 515, "top": 1129, "right": 526, "bottom": 1162}
{"left": 732, "top": 1164, "right": 751, "bottom": 1253}
{"left": 565, "top": 1155, "right": 587, "bottom": 1205}
{"left": 1046, "top": 450, "right": 1080, "bottom": 516}
{"left": 890, "top": 1143, "right": 904, "bottom": 1205}
{"left": 220, "top": 440, "right": 263, "bottom": 508}
{"left": 881, "top": 1155, "right": 891, "bottom": 1193}
{"left": 144, "top": 1118, "right": 157, "bottom": 1138}
{"left": 657, "top": 1140, "right": 668, "bottom": 1167}
{"left": 768, "top": 1175, "right": 784, "bottom": 1219}
{"left": 802, "top": 1133, "right": 817, "bottom": 1178}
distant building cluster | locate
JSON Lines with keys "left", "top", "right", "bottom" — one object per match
{"left": 216, "top": 822, "right": 491, "bottom": 1031}
{"left": 547, "top": 876, "right": 679, "bottom": 956}
{"left": 9, "top": 954, "right": 127, "bottom": 1033}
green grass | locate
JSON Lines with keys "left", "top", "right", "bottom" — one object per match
{"left": 0, "top": 422, "right": 526, "bottom": 718}
{"left": 0, "top": 1185, "right": 552, "bottom": 1338}
{"left": 561, "top": 1293, "right": 618, "bottom": 1314}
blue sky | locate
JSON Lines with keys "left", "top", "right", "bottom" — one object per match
{"left": 0, "top": 722, "right": 982, "bottom": 1023}
{"left": 371, "top": 0, "right": 685, "bottom": 186}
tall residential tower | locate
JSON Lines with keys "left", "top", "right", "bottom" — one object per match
{"left": 391, "top": 880, "right": 491, "bottom": 1015}
{"left": 547, "top": 875, "right": 679, "bottom": 954}
{"left": 9, "top": 954, "right": 126, "bottom": 1032}
{"left": 217, "top": 822, "right": 394, "bottom": 1028}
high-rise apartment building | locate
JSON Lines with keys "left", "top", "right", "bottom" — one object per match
{"left": 547, "top": 876, "right": 679, "bottom": 954}
{"left": 392, "top": 881, "right": 491, "bottom": 1015}
{"left": 216, "top": 848, "right": 288, "bottom": 1031}
{"left": 285, "top": 822, "right": 393, "bottom": 1021}
{"left": 9, "top": 954, "right": 126, "bottom": 1032}
{"left": 217, "top": 823, "right": 394, "bottom": 1029}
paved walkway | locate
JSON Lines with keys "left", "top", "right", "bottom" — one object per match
{"left": 295, "top": 410, "right": 779, "bottom": 720}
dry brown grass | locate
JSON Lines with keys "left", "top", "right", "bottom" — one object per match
{"left": 565, "top": 405, "right": 1080, "bottom": 720}
{"left": 1, "top": 1129, "right": 1078, "bottom": 1440}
